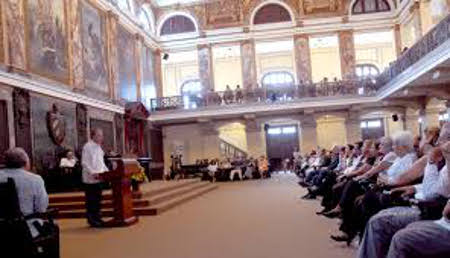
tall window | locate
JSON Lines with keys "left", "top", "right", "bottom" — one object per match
{"left": 352, "top": 0, "right": 391, "bottom": 14}
{"left": 356, "top": 64, "right": 380, "bottom": 78}
{"left": 139, "top": 6, "right": 154, "bottom": 33}
{"left": 181, "top": 79, "right": 202, "bottom": 109}
{"left": 160, "top": 15, "right": 196, "bottom": 35}
{"left": 261, "top": 71, "right": 294, "bottom": 88}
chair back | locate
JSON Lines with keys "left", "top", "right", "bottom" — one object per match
{"left": 0, "top": 178, "right": 22, "bottom": 219}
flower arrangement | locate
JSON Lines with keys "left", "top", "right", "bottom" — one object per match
{"left": 131, "top": 165, "right": 148, "bottom": 183}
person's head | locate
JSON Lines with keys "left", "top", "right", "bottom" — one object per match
{"left": 66, "top": 150, "right": 74, "bottom": 159}
{"left": 345, "top": 144, "right": 355, "bottom": 156}
{"left": 392, "top": 131, "right": 414, "bottom": 157}
{"left": 437, "top": 122, "right": 450, "bottom": 146}
{"left": 428, "top": 147, "right": 444, "bottom": 165}
{"left": 379, "top": 136, "right": 393, "bottom": 155}
{"left": 4, "top": 148, "right": 30, "bottom": 170}
{"left": 362, "top": 139, "right": 374, "bottom": 155}
{"left": 90, "top": 128, "right": 104, "bottom": 145}
{"left": 424, "top": 126, "right": 440, "bottom": 145}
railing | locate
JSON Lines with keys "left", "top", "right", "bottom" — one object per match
{"left": 376, "top": 14, "right": 450, "bottom": 88}
{"left": 149, "top": 79, "right": 378, "bottom": 112}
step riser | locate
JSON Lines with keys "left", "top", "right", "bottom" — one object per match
{"left": 140, "top": 180, "right": 202, "bottom": 198}
{"left": 49, "top": 192, "right": 143, "bottom": 203}
{"left": 55, "top": 185, "right": 218, "bottom": 219}
{"left": 49, "top": 200, "right": 150, "bottom": 211}
{"left": 148, "top": 183, "right": 210, "bottom": 206}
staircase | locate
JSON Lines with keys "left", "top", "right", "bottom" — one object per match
{"left": 49, "top": 179, "right": 218, "bottom": 219}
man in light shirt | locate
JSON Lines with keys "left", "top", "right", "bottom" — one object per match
{"left": 82, "top": 128, "right": 109, "bottom": 227}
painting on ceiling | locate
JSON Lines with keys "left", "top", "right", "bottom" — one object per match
{"left": 80, "top": 0, "right": 109, "bottom": 94}
{"left": 25, "top": 0, "right": 69, "bottom": 83}
{"left": 117, "top": 25, "right": 137, "bottom": 101}
{"left": 141, "top": 46, "right": 156, "bottom": 107}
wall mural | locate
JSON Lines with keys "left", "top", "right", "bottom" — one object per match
{"left": 141, "top": 46, "right": 156, "bottom": 106}
{"left": 0, "top": 1, "right": 3, "bottom": 63}
{"left": 117, "top": 25, "right": 137, "bottom": 101}
{"left": 25, "top": 0, "right": 69, "bottom": 83}
{"left": 80, "top": 0, "right": 109, "bottom": 94}
{"left": 90, "top": 118, "right": 115, "bottom": 153}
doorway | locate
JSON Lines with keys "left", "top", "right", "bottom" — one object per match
{"left": 361, "top": 119, "right": 385, "bottom": 140}
{"left": 265, "top": 124, "right": 299, "bottom": 171}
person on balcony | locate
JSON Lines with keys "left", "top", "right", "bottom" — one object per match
{"left": 235, "top": 85, "right": 243, "bottom": 104}
{"left": 224, "top": 85, "right": 234, "bottom": 104}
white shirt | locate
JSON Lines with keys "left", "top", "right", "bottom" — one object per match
{"left": 415, "top": 165, "right": 449, "bottom": 200}
{"left": 208, "top": 164, "right": 218, "bottom": 173}
{"left": 81, "top": 140, "right": 109, "bottom": 184}
{"left": 382, "top": 152, "right": 397, "bottom": 164}
{"left": 60, "top": 157, "right": 77, "bottom": 168}
{"left": 435, "top": 217, "right": 450, "bottom": 231}
{"left": 385, "top": 152, "right": 417, "bottom": 184}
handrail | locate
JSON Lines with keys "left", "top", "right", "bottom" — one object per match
{"left": 148, "top": 78, "right": 378, "bottom": 112}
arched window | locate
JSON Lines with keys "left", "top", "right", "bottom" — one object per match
{"left": 261, "top": 71, "right": 295, "bottom": 88}
{"left": 139, "top": 5, "right": 154, "bottom": 33}
{"left": 352, "top": 0, "right": 391, "bottom": 14}
{"left": 181, "top": 79, "right": 202, "bottom": 109}
{"left": 253, "top": 4, "right": 292, "bottom": 24}
{"left": 160, "top": 15, "right": 196, "bottom": 36}
{"left": 355, "top": 64, "right": 380, "bottom": 78}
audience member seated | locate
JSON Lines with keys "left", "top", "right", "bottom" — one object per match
{"left": 0, "top": 147, "right": 59, "bottom": 257}
{"left": 59, "top": 150, "right": 77, "bottom": 169}
{"left": 207, "top": 160, "right": 219, "bottom": 182}
{"left": 235, "top": 85, "right": 243, "bottom": 104}
{"left": 224, "top": 85, "right": 234, "bottom": 104}
{"left": 258, "top": 156, "right": 269, "bottom": 178}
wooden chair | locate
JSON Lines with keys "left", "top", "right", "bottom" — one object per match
{"left": 0, "top": 178, "right": 60, "bottom": 258}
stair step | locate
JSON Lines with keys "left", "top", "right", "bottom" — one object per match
{"left": 146, "top": 181, "right": 212, "bottom": 206}
{"left": 152, "top": 184, "right": 218, "bottom": 215}
{"left": 49, "top": 199, "right": 150, "bottom": 211}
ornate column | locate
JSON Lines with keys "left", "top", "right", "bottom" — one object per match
{"left": 300, "top": 114, "right": 317, "bottom": 155}
{"left": 346, "top": 111, "right": 362, "bottom": 144}
{"left": 197, "top": 44, "right": 214, "bottom": 92}
{"left": 404, "top": 108, "right": 420, "bottom": 136}
{"left": 3, "top": 0, "right": 26, "bottom": 71}
{"left": 134, "top": 34, "right": 143, "bottom": 101}
{"left": 106, "top": 11, "right": 119, "bottom": 101}
{"left": 245, "top": 117, "right": 266, "bottom": 158}
{"left": 338, "top": 30, "right": 356, "bottom": 79}
{"left": 394, "top": 24, "right": 403, "bottom": 57}
{"left": 240, "top": 40, "right": 257, "bottom": 90}
{"left": 154, "top": 50, "right": 163, "bottom": 98}
{"left": 294, "top": 34, "right": 312, "bottom": 83}
{"left": 411, "top": 1, "right": 423, "bottom": 41}
{"left": 67, "top": 0, "right": 84, "bottom": 90}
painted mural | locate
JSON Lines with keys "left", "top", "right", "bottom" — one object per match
{"left": 141, "top": 46, "right": 156, "bottom": 107}
{"left": 25, "top": 0, "right": 69, "bottom": 83}
{"left": 117, "top": 25, "right": 137, "bottom": 101}
{"left": 0, "top": 1, "right": 3, "bottom": 63}
{"left": 80, "top": 0, "right": 109, "bottom": 94}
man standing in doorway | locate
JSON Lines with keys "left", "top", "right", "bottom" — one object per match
{"left": 82, "top": 128, "right": 109, "bottom": 227}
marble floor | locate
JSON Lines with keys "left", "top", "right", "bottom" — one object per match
{"left": 60, "top": 173, "right": 357, "bottom": 258}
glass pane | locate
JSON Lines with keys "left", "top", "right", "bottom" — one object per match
{"left": 367, "top": 120, "right": 381, "bottom": 128}
{"left": 360, "top": 121, "right": 367, "bottom": 128}
{"left": 282, "top": 127, "right": 297, "bottom": 134}
{"left": 268, "top": 128, "right": 281, "bottom": 135}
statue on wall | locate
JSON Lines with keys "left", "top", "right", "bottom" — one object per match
{"left": 115, "top": 113, "right": 124, "bottom": 155}
{"left": 76, "top": 104, "right": 88, "bottom": 151}
{"left": 13, "top": 89, "right": 32, "bottom": 160}
{"left": 46, "top": 103, "right": 66, "bottom": 146}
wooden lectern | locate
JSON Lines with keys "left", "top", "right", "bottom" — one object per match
{"left": 101, "top": 158, "right": 140, "bottom": 227}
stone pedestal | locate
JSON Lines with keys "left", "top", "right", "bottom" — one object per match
{"left": 300, "top": 115, "right": 317, "bottom": 155}
{"left": 197, "top": 44, "right": 214, "bottom": 92}
{"left": 240, "top": 40, "right": 257, "bottom": 90}
{"left": 346, "top": 112, "right": 362, "bottom": 144}
{"left": 338, "top": 30, "right": 356, "bottom": 79}
{"left": 294, "top": 34, "right": 312, "bottom": 83}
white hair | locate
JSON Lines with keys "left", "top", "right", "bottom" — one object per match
{"left": 392, "top": 131, "right": 414, "bottom": 151}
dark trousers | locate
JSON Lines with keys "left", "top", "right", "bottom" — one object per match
{"left": 84, "top": 183, "right": 103, "bottom": 224}
{"left": 321, "top": 178, "right": 347, "bottom": 210}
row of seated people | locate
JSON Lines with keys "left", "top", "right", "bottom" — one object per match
{"left": 204, "top": 156, "right": 270, "bottom": 182}
{"left": 183, "top": 77, "right": 377, "bottom": 108}
{"left": 295, "top": 123, "right": 450, "bottom": 257}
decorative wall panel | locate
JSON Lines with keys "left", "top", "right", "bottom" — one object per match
{"left": 240, "top": 40, "right": 257, "bottom": 89}
{"left": 117, "top": 25, "right": 137, "bottom": 101}
{"left": 13, "top": 89, "right": 32, "bottom": 161}
{"left": 114, "top": 113, "right": 124, "bottom": 154}
{"left": 338, "top": 30, "right": 356, "bottom": 79}
{"left": 4, "top": 0, "right": 26, "bottom": 70}
{"left": 80, "top": 0, "right": 109, "bottom": 96}
{"left": 25, "top": 0, "right": 69, "bottom": 83}
{"left": 0, "top": 1, "right": 4, "bottom": 63}
{"left": 68, "top": 0, "right": 84, "bottom": 90}
{"left": 197, "top": 44, "right": 214, "bottom": 91}
{"left": 294, "top": 34, "right": 312, "bottom": 83}
{"left": 141, "top": 46, "right": 156, "bottom": 107}
{"left": 76, "top": 103, "right": 88, "bottom": 153}
{"left": 206, "top": 0, "right": 241, "bottom": 28}
{"left": 0, "top": 101, "right": 9, "bottom": 166}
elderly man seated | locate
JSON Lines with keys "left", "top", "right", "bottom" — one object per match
{"left": 358, "top": 140, "right": 450, "bottom": 257}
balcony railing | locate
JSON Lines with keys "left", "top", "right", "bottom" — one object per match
{"left": 376, "top": 14, "right": 450, "bottom": 88}
{"left": 149, "top": 79, "right": 378, "bottom": 112}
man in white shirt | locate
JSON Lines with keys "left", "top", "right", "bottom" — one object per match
{"left": 82, "top": 128, "right": 109, "bottom": 227}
